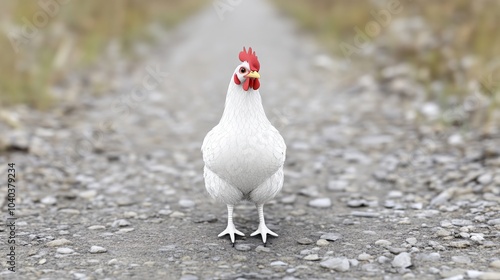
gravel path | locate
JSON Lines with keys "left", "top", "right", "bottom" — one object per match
{"left": 1, "top": 0, "right": 499, "bottom": 279}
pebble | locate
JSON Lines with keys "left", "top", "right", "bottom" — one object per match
{"left": 417, "top": 252, "right": 441, "bottom": 262}
{"left": 235, "top": 244, "right": 251, "bottom": 251}
{"left": 297, "top": 238, "right": 313, "bottom": 245}
{"left": 308, "top": 198, "right": 331, "bottom": 208}
{"left": 392, "top": 252, "right": 412, "bottom": 268}
{"left": 436, "top": 228, "right": 452, "bottom": 237}
{"left": 88, "top": 225, "right": 105, "bottom": 230}
{"left": 327, "top": 180, "right": 348, "bottom": 191}
{"left": 406, "top": 237, "right": 417, "bottom": 245}
{"left": 320, "top": 257, "right": 350, "bottom": 272}
{"left": 255, "top": 245, "right": 270, "bottom": 253}
{"left": 449, "top": 241, "right": 471, "bottom": 248}
{"left": 320, "top": 233, "right": 341, "bottom": 241}
{"left": 39, "top": 258, "right": 47, "bottom": 265}
{"left": 281, "top": 194, "right": 296, "bottom": 204}
{"left": 487, "top": 218, "right": 500, "bottom": 225}
{"left": 270, "top": 261, "right": 287, "bottom": 266}
{"left": 41, "top": 196, "right": 57, "bottom": 205}
{"left": 112, "top": 219, "right": 131, "bottom": 227}
{"left": 358, "top": 253, "right": 372, "bottom": 261}
{"left": 89, "top": 246, "right": 107, "bottom": 254}
{"left": 304, "top": 254, "right": 320, "bottom": 261}
{"left": 46, "top": 239, "right": 72, "bottom": 247}
{"left": 347, "top": 199, "right": 368, "bottom": 208}
{"left": 57, "top": 248, "right": 74, "bottom": 254}
{"left": 170, "top": 211, "right": 185, "bottom": 218}
{"left": 179, "top": 199, "right": 195, "bottom": 208}
{"left": 451, "top": 219, "right": 472, "bottom": 226}
{"left": 477, "top": 173, "right": 493, "bottom": 185}
{"left": 375, "top": 239, "right": 392, "bottom": 247}
{"left": 490, "top": 260, "right": 500, "bottom": 269}
{"left": 316, "top": 239, "right": 329, "bottom": 246}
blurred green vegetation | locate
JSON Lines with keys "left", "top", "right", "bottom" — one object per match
{"left": 274, "top": 0, "right": 500, "bottom": 113}
{"left": 0, "top": 0, "right": 208, "bottom": 109}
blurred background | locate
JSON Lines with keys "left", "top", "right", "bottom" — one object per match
{"left": 0, "top": 0, "right": 499, "bottom": 125}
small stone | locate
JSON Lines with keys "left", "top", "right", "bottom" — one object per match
{"left": 449, "top": 241, "right": 471, "bottom": 248}
{"left": 320, "top": 233, "right": 341, "bottom": 241}
{"left": 375, "top": 239, "right": 392, "bottom": 247}
{"left": 378, "top": 256, "right": 390, "bottom": 264}
{"left": 255, "top": 245, "right": 271, "bottom": 253}
{"left": 57, "top": 248, "right": 74, "bottom": 254}
{"left": 179, "top": 199, "right": 195, "bottom": 208}
{"left": 308, "top": 198, "right": 331, "bottom": 208}
{"left": 79, "top": 190, "right": 97, "bottom": 199}
{"left": 477, "top": 173, "right": 493, "bottom": 185}
{"left": 159, "top": 209, "right": 173, "bottom": 216}
{"left": 451, "top": 219, "right": 472, "bottom": 226}
{"left": 347, "top": 199, "right": 368, "bottom": 208}
{"left": 88, "top": 225, "right": 105, "bottom": 230}
{"left": 490, "top": 260, "right": 500, "bottom": 269}
{"left": 452, "top": 256, "right": 471, "bottom": 264}
{"left": 358, "top": 253, "right": 372, "bottom": 261}
{"left": 320, "top": 257, "right": 350, "bottom": 272}
{"left": 39, "top": 258, "right": 47, "bottom": 264}
{"left": 304, "top": 254, "right": 320, "bottom": 261}
{"left": 170, "top": 211, "right": 185, "bottom": 218}
{"left": 388, "top": 247, "right": 407, "bottom": 254}
{"left": 487, "top": 218, "right": 500, "bottom": 226}
{"left": 41, "top": 196, "right": 57, "bottom": 205}
{"left": 316, "top": 239, "right": 329, "bottom": 246}
{"left": 112, "top": 219, "right": 130, "bottom": 227}
{"left": 406, "top": 237, "right": 417, "bottom": 245}
{"left": 436, "top": 228, "right": 452, "bottom": 237}
{"left": 235, "top": 244, "right": 251, "bottom": 251}
{"left": 392, "top": 252, "right": 412, "bottom": 268}
{"left": 297, "top": 238, "right": 313, "bottom": 245}
{"left": 281, "top": 194, "right": 296, "bottom": 204}
{"left": 417, "top": 252, "right": 441, "bottom": 262}
{"left": 46, "top": 239, "right": 72, "bottom": 247}
{"left": 270, "top": 261, "right": 287, "bottom": 266}
{"left": 88, "top": 246, "right": 107, "bottom": 254}
{"left": 328, "top": 180, "right": 348, "bottom": 191}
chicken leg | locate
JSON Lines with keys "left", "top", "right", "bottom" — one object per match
{"left": 218, "top": 204, "right": 244, "bottom": 244}
{"left": 250, "top": 204, "right": 278, "bottom": 245}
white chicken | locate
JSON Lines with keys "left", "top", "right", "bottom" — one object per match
{"left": 202, "top": 47, "right": 286, "bottom": 245}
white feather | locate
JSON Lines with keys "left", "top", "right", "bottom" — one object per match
{"left": 202, "top": 79, "right": 286, "bottom": 204}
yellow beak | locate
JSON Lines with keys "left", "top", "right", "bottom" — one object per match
{"left": 246, "top": 71, "right": 260, "bottom": 79}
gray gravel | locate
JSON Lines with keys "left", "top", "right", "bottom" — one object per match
{"left": 1, "top": 0, "right": 499, "bottom": 279}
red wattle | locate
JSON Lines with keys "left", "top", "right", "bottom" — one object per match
{"left": 243, "top": 78, "right": 250, "bottom": 91}
{"left": 253, "top": 79, "right": 260, "bottom": 90}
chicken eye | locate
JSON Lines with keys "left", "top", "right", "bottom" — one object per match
{"left": 239, "top": 67, "right": 247, "bottom": 74}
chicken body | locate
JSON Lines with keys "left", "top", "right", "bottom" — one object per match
{"left": 202, "top": 48, "right": 286, "bottom": 245}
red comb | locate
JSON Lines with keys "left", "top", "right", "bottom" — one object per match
{"left": 239, "top": 47, "right": 260, "bottom": 71}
